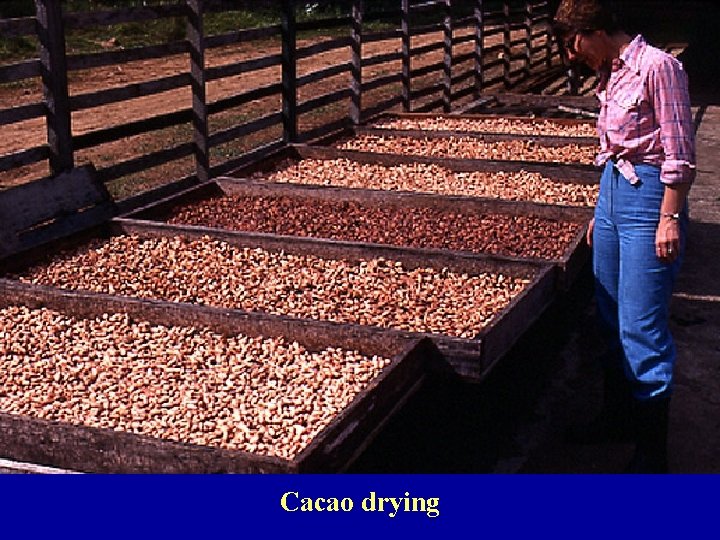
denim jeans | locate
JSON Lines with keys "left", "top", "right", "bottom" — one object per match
{"left": 593, "top": 161, "right": 686, "bottom": 400}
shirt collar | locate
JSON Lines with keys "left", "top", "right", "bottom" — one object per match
{"left": 617, "top": 34, "right": 646, "bottom": 75}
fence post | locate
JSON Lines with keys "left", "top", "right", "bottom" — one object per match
{"left": 474, "top": 0, "right": 483, "bottom": 98}
{"left": 523, "top": 0, "right": 532, "bottom": 81}
{"left": 281, "top": 0, "right": 297, "bottom": 143}
{"left": 502, "top": 0, "right": 510, "bottom": 88}
{"left": 401, "top": 0, "right": 411, "bottom": 112}
{"left": 545, "top": 4, "right": 553, "bottom": 68}
{"left": 351, "top": 0, "right": 364, "bottom": 125}
{"left": 35, "top": 0, "right": 73, "bottom": 175}
{"left": 443, "top": 0, "right": 452, "bottom": 112}
{"left": 187, "top": 0, "right": 209, "bottom": 183}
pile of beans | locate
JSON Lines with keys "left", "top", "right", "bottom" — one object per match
{"left": 336, "top": 135, "right": 598, "bottom": 164}
{"left": 17, "top": 236, "right": 531, "bottom": 339}
{"left": 0, "top": 306, "right": 391, "bottom": 460}
{"left": 252, "top": 158, "right": 598, "bottom": 206}
{"left": 168, "top": 194, "right": 583, "bottom": 260}
{"left": 371, "top": 117, "right": 598, "bottom": 137}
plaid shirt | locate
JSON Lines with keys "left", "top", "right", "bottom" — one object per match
{"left": 596, "top": 35, "right": 696, "bottom": 185}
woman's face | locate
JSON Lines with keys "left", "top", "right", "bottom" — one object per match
{"left": 565, "top": 30, "right": 608, "bottom": 72}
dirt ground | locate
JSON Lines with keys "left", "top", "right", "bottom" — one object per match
{"left": 2, "top": 27, "right": 534, "bottom": 194}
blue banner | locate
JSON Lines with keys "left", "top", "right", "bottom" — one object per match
{"left": 0, "top": 474, "right": 715, "bottom": 538}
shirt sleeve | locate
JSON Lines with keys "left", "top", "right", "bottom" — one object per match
{"left": 648, "top": 56, "right": 696, "bottom": 184}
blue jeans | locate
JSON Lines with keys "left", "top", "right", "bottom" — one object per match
{"left": 593, "top": 161, "right": 686, "bottom": 400}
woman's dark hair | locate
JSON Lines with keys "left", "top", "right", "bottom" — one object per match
{"left": 552, "top": 0, "right": 621, "bottom": 39}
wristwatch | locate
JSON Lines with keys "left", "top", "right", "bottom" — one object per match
{"left": 661, "top": 212, "right": 681, "bottom": 220}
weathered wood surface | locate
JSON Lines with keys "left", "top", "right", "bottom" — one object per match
{"left": 0, "top": 166, "right": 115, "bottom": 258}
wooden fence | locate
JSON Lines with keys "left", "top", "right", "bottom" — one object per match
{"left": 0, "top": 0, "right": 562, "bottom": 207}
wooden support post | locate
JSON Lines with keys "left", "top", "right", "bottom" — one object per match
{"left": 502, "top": 0, "right": 510, "bottom": 89}
{"left": 351, "top": 0, "right": 364, "bottom": 125}
{"left": 523, "top": 0, "right": 532, "bottom": 81}
{"left": 545, "top": 6, "right": 554, "bottom": 68}
{"left": 187, "top": 0, "right": 209, "bottom": 183}
{"left": 474, "top": 0, "right": 484, "bottom": 98}
{"left": 443, "top": 0, "right": 452, "bottom": 113}
{"left": 401, "top": 0, "right": 411, "bottom": 112}
{"left": 35, "top": 0, "right": 73, "bottom": 175}
{"left": 281, "top": 0, "right": 297, "bottom": 143}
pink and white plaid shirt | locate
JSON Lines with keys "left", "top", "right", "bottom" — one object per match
{"left": 596, "top": 35, "right": 696, "bottom": 185}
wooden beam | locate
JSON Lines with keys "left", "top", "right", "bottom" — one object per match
{"left": 351, "top": 0, "right": 364, "bottom": 126}
{"left": 281, "top": 0, "right": 297, "bottom": 143}
{"left": 187, "top": 0, "right": 209, "bottom": 183}
{"left": 36, "top": 0, "right": 74, "bottom": 174}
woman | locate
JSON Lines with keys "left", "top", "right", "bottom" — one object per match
{"left": 553, "top": 0, "right": 696, "bottom": 473}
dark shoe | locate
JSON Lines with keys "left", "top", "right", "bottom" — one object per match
{"left": 565, "top": 366, "right": 634, "bottom": 444}
{"left": 565, "top": 411, "right": 634, "bottom": 444}
{"left": 625, "top": 397, "right": 670, "bottom": 474}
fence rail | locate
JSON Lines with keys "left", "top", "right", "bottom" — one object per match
{"left": 1, "top": 0, "right": 562, "bottom": 207}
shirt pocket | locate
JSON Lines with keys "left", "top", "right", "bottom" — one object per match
{"left": 607, "top": 82, "right": 645, "bottom": 133}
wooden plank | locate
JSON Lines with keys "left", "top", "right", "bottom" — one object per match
{"left": 205, "top": 54, "right": 282, "bottom": 81}
{"left": 451, "top": 34, "right": 475, "bottom": 46}
{"left": 0, "top": 146, "right": 49, "bottom": 174}
{"left": 212, "top": 139, "right": 286, "bottom": 178}
{"left": 67, "top": 42, "right": 189, "bottom": 71}
{"left": 0, "top": 458, "right": 79, "bottom": 474}
{"left": 443, "top": 0, "right": 452, "bottom": 113}
{"left": 0, "top": 16, "right": 36, "bottom": 38}
{"left": 0, "top": 165, "right": 109, "bottom": 232}
{"left": 296, "top": 89, "right": 353, "bottom": 116}
{"left": 401, "top": 0, "right": 411, "bottom": 112}
{"left": 414, "top": 97, "right": 445, "bottom": 113}
{"left": 97, "top": 143, "right": 195, "bottom": 183}
{"left": 351, "top": 0, "right": 364, "bottom": 126}
{"left": 69, "top": 74, "right": 190, "bottom": 112}
{"left": 362, "top": 51, "right": 402, "bottom": 68}
{"left": 410, "top": 81, "right": 443, "bottom": 101}
{"left": 295, "top": 16, "right": 352, "bottom": 32}
{"left": 62, "top": 4, "right": 186, "bottom": 29}
{"left": 204, "top": 25, "right": 282, "bottom": 49}
{"left": 297, "top": 63, "right": 352, "bottom": 88}
{"left": 296, "top": 36, "right": 353, "bottom": 59}
{"left": 362, "top": 73, "right": 402, "bottom": 93}
{"left": 281, "top": 0, "right": 297, "bottom": 144}
{"left": 410, "top": 41, "right": 444, "bottom": 57}
{"left": 502, "top": 0, "right": 511, "bottom": 89}
{"left": 475, "top": 0, "right": 484, "bottom": 96}
{"left": 363, "top": 28, "right": 402, "bottom": 44}
{"left": 359, "top": 95, "right": 403, "bottom": 122}
{"left": 73, "top": 109, "right": 193, "bottom": 150}
{"left": 208, "top": 112, "right": 282, "bottom": 148}
{"left": 207, "top": 83, "right": 282, "bottom": 115}
{"left": 37, "top": 0, "right": 73, "bottom": 174}
{"left": 0, "top": 59, "right": 41, "bottom": 84}
{"left": 410, "top": 61, "right": 444, "bottom": 79}
{"left": 0, "top": 103, "right": 45, "bottom": 125}
{"left": 0, "top": 166, "right": 114, "bottom": 257}
{"left": 450, "top": 84, "right": 476, "bottom": 101}
{"left": 298, "top": 118, "right": 353, "bottom": 144}
{"left": 451, "top": 69, "right": 475, "bottom": 86}
{"left": 115, "top": 175, "right": 198, "bottom": 216}
{"left": 188, "top": 0, "right": 209, "bottom": 183}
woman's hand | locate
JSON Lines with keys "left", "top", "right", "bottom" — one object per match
{"left": 656, "top": 216, "right": 681, "bottom": 262}
{"left": 586, "top": 217, "right": 594, "bottom": 247}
